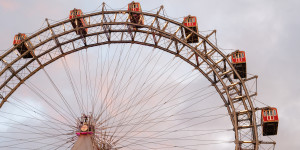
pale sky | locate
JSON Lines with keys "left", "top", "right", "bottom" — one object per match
{"left": 0, "top": 0, "right": 299, "bottom": 149}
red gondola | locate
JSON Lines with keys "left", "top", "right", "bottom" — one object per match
{"left": 69, "top": 9, "right": 88, "bottom": 35}
{"left": 261, "top": 107, "right": 279, "bottom": 136}
{"left": 231, "top": 50, "right": 247, "bottom": 79}
{"left": 13, "top": 33, "right": 34, "bottom": 58}
{"left": 128, "top": 1, "right": 144, "bottom": 28}
{"left": 183, "top": 16, "right": 199, "bottom": 43}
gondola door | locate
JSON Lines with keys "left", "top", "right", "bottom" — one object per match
{"left": 237, "top": 53, "right": 241, "bottom": 63}
{"left": 267, "top": 110, "right": 274, "bottom": 121}
{"left": 241, "top": 52, "right": 246, "bottom": 62}
{"left": 187, "top": 18, "right": 192, "bottom": 27}
{"left": 186, "top": 17, "right": 195, "bottom": 27}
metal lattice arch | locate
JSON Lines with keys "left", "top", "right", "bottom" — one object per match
{"left": 0, "top": 3, "right": 276, "bottom": 150}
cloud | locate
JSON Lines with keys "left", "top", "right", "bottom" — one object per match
{"left": 0, "top": 0, "right": 299, "bottom": 149}
{"left": 0, "top": 0, "right": 19, "bottom": 11}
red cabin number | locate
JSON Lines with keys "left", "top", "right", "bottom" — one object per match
{"left": 128, "top": 3, "right": 141, "bottom": 12}
{"left": 262, "top": 108, "right": 278, "bottom": 122}
{"left": 184, "top": 17, "right": 197, "bottom": 27}
{"left": 13, "top": 34, "right": 26, "bottom": 45}
{"left": 231, "top": 51, "right": 246, "bottom": 64}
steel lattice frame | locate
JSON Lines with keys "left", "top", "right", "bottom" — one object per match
{"left": 0, "top": 5, "right": 275, "bottom": 150}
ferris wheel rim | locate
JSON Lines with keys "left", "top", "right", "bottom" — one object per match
{"left": 0, "top": 7, "right": 267, "bottom": 149}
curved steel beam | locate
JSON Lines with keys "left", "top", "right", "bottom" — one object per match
{"left": 0, "top": 9, "right": 261, "bottom": 149}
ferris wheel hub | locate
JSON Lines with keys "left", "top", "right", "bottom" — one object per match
{"left": 76, "top": 114, "right": 95, "bottom": 136}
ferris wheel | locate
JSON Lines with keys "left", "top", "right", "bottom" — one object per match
{"left": 0, "top": 2, "right": 278, "bottom": 150}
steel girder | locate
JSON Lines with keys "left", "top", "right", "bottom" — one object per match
{"left": 0, "top": 9, "right": 274, "bottom": 149}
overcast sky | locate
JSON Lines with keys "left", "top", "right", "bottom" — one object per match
{"left": 0, "top": 0, "right": 299, "bottom": 149}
